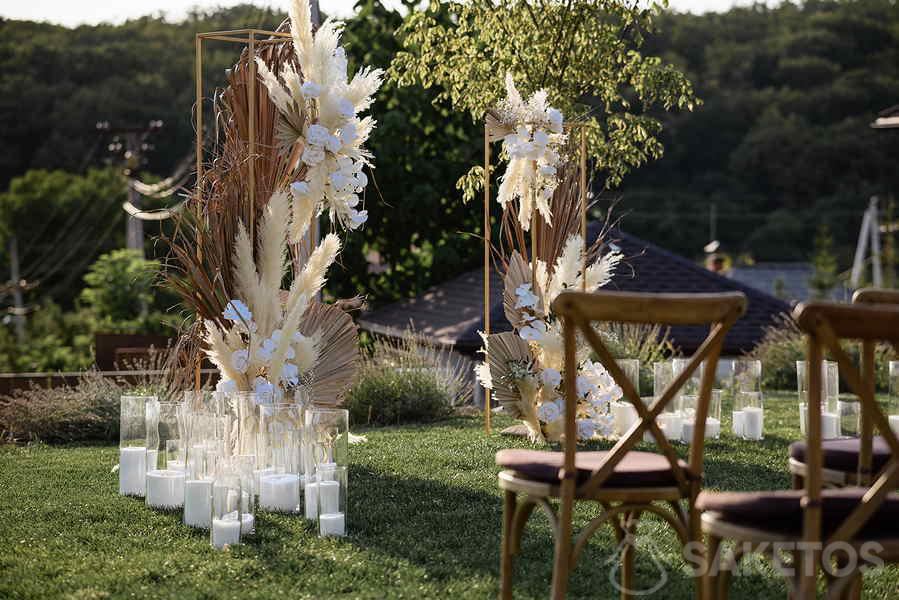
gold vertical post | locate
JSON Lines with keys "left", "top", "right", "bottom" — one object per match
{"left": 579, "top": 127, "right": 587, "bottom": 292}
{"left": 484, "top": 124, "right": 492, "bottom": 434}
{"left": 247, "top": 31, "right": 257, "bottom": 239}
{"left": 195, "top": 34, "right": 203, "bottom": 199}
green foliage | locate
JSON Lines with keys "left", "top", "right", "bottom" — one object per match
{"left": 391, "top": 0, "right": 699, "bottom": 197}
{"left": 809, "top": 224, "right": 838, "bottom": 298}
{"left": 346, "top": 331, "right": 469, "bottom": 426}
{"left": 623, "top": 0, "right": 899, "bottom": 263}
{"left": 748, "top": 313, "right": 896, "bottom": 392}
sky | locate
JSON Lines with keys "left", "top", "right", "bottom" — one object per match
{"left": 2, "top": 0, "right": 763, "bottom": 28}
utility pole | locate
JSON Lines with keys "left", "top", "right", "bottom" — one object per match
{"left": 8, "top": 235, "right": 25, "bottom": 343}
{"left": 98, "top": 120, "right": 163, "bottom": 259}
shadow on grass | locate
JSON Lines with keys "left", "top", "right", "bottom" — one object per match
{"left": 335, "top": 467, "right": 705, "bottom": 599}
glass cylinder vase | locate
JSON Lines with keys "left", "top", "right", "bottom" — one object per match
{"left": 119, "top": 395, "right": 157, "bottom": 497}
{"left": 257, "top": 403, "right": 304, "bottom": 514}
{"left": 797, "top": 360, "right": 840, "bottom": 439}
{"left": 183, "top": 412, "right": 217, "bottom": 528}
{"left": 653, "top": 361, "right": 683, "bottom": 441}
{"left": 210, "top": 458, "right": 243, "bottom": 549}
{"left": 732, "top": 359, "right": 763, "bottom": 440}
{"left": 145, "top": 401, "right": 187, "bottom": 510}
{"left": 317, "top": 465, "right": 347, "bottom": 537}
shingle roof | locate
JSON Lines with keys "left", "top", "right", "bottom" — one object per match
{"left": 358, "top": 227, "right": 791, "bottom": 356}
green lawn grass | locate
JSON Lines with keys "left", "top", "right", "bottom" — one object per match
{"left": 1, "top": 392, "right": 897, "bottom": 599}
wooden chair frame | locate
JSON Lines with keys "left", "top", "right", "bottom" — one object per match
{"left": 498, "top": 290, "right": 746, "bottom": 599}
{"left": 703, "top": 301, "right": 899, "bottom": 600}
{"left": 789, "top": 287, "right": 899, "bottom": 489}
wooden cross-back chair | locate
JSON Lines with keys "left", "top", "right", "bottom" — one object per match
{"left": 789, "top": 287, "right": 899, "bottom": 489}
{"left": 495, "top": 290, "right": 746, "bottom": 599}
{"left": 700, "top": 301, "right": 899, "bottom": 600}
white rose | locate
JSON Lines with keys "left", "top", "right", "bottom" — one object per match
{"left": 306, "top": 124, "right": 331, "bottom": 147}
{"left": 533, "top": 129, "right": 549, "bottom": 147}
{"left": 537, "top": 401, "right": 561, "bottom": 423}
{"left": 325, "top": 134, "right": 342, "bottom": 154}
{"left": 302, "top": 145, "right": 326, "bottom": 166}
{"left": 547, "top": 108, "right": 563, "bottom": 133}
{"left": 348, "top": 208, "right": 368, "bottom": 228}
{"left": 576, "top": 418, "right": 597, "bottom": 440}
{"left": 339, "top": 123, "right": 357, "bottom": 147}
{"left": 231, "top": 349, "right": 250, "bottom": 374}
{"left": 541, "top": 368, "right": 562, "bottom": 389}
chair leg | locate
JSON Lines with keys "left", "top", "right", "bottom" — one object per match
{"left": 500, "top": 490, "right": 516, "bottom": 600}
{"left": 550, "top": 483, "right": 575, "bottom": 600}
{"left": 702, "top": 534, "right": 721, "bottom": 600}
{"left": 620, "top": 511, "right": 639, "bottom": 600}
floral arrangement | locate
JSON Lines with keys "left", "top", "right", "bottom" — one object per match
{"left": 492, "top": 73, "right": 566, "bottom": 231}
{"left": 256, "top": 0, "right": 384, "bottom": 241}
{"left": 476, "top": 236, "right": 623, "bottom": 443}
{"left": 204, "top": 191, "right": 341, "bottom": 398}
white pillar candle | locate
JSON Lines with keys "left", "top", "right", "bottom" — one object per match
{"left": 799, "top": 403, "right": 808, "bottom": 436}
{"left": 732, "top": 411, "right": 745, "bottom": 437}
{"left": 253, "top": 467, "right": 276, "bottom": 492}
{"left": 319, "top": 512, "right": 345, "bottom": 537}
{"left": 146, "top": 469, "right": 185, "bottom": 509}
{"left": 742, "top": 407, "right": 764, "bottom": 440}
{"left": 240, "top": 513, "right": 255, "bottom": 535}
{"left": 611, "top": 402, "right": 638, "bottom": 437}
{"left": 305, "top": 481, "right": 319, "bottom": 519}
{"left": 147, "top": 449, "right": 159, "bottom": 471}
{"left": 318, "top": 480, "right": 340, "bottom": 514}
{"left": 889, "top": 414, "right": 899, "bottom": 436}
{"left": 211, "top": 514, "right": 241, "bottom": 548}
{"left": 183, "top": 479, "right": 213, "bottom": 528}
{"left": 119, "top": 447, "right": 147, "bottom": 496}
{"left": 657, "top": 413, "right": 683, "bottom": 441}
{"left": 705, "top": 417, "right": 721, "bottom": 439}
{"left": 167, "top": 459, "right": 185, "bottom": 472}
{"left": 821, "top": 412, "right": 840, "bottom": 440}
{"left": 681, "top": 421, "right": 694, "bottom": 443}
{"left": 259, "top": 473, "right": 300, "bottom": 512}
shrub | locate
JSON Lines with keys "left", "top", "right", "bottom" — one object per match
{"left": 0, "top": 370, "right": 122, "bottom": 444}
{"left": 346, "top": 331, "right": 470, "bottom": 426}
{"left": 748, "top": 313, "right": 896, "bottom": 392}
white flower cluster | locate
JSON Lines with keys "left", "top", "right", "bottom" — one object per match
{"left": 213, "top": 299, "right": 320, "bottom": 399}
{"left": 256, "top": 0, "right": 383, "bottom": 240}
{"left": 495, "top": 73, "right": 566, "bottom": 231}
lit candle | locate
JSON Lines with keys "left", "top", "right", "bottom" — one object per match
{"left": 732, "top": 411, "right": 745, "bottom": 437}
{"left": 657, "top": 413, "right": 683, "bottom": 441}
{"left": 318, "top": 480, "right": 340, "bottom": 514}
{"left": 319, "top": 512, "right": 345, "bottom": 537}
{"left": 742, "top": 407, "right": 764, "bottom": 440}
{"left": 821, "top": 412, "right": 840, "bottom": 439}
{"left": 183, "top": 479, "right": 212, "bottom": 528}
{"left": 145, "top": 469, "right": 185, "bottom": 509}
{"left": 240, "top": 513, "right": 255, "bottom": 535}
{"left": 889, "top": 415, "right": 899, "bottom": 436}
{"left": 211, "top": 513, "right": 241, "bottom": 549}
{"left": 259, "top": 473, "right": 300, "bottom": 512}
{"left": 611, "top": 401, "right": 638, "bottom": 437}
{"left": 305, "top": 480, "right": 319, "bottom": 519}
{"left": 119, "top": 447, "right": 147, "bottom": 496}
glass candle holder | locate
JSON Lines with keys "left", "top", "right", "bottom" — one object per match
{"left": 210, "top": 459, "right": 243, "bottom": 549}
{"left": 257, "top": 403, "right": 304, "bottom": 514}
{"left": 183, "top": 412, "right": 217, "bottom": 528}
{"left": 887, "top": 362, "right": 899, "bottom": 437}
{"left": 797, "top": 360, "right": 840, "bottom": 438}
{"left": 733, "top": 390, "right": 764, "bottom": 441}
{"left": 235, "top": 454, "right": 256, "bottom": 536}
{"left": 653, "top": 362, "right": 683, "bottom": 441}
{"left": 237, "top": 392, "right": 263, "bottom": 458}
{"left": 145, "top": 401, "right": 186, "bottom": 510}
{"left": 317, "top": 465, "right": 347, "bottom": 537}
{"left": 119, "top": 395, "right": 157, "bottom": 497}
{"left": 673, "top": 357, "right": 703, "bottom": 397}
{"left": 616, "top": 359, "right": 640, "bottom": 395}
{"left": 679, "top": 390, "right": 722, "bottom": 443}
{"left": 305, "top": 408, "right": 349, "bottom": 471}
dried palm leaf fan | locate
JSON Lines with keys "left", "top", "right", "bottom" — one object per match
{"left": 298, "top": 302, "right": 358, "bottom": 406}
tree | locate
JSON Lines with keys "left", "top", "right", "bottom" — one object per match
{"left": 80, "top": 249, "right": 156, "bottom": 323}
{"left": 390, "top": 0, "right": 699, "bottom": 197}
{"left": 809, "top": 224, "right": 838, "bottom": 299}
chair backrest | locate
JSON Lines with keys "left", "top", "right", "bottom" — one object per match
{"left": 792, "top": 301, "right": 899, "bottom": 547}
{"left": 851, "top": 288, "right": 899, "bottom": 481}
{"left": 551, "top": 290, "right": 746, "bottom": 497}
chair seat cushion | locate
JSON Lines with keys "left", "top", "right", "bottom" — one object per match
{"left": 697, "top": 488, "right": 899, "bottom": 537}
{"left": 789, "top": 436, "right": 893, "bottom": 474}
{"left": 495, "top": 449, "right": 690, "bottom": 488}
